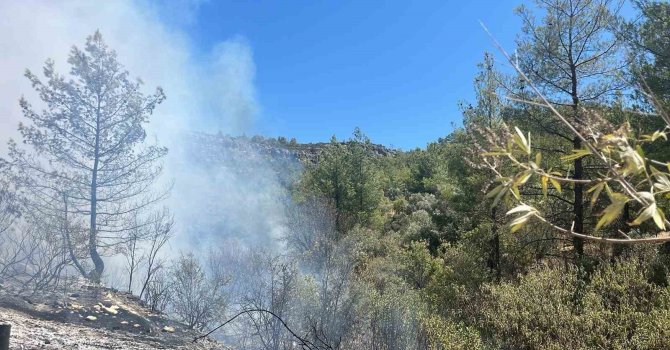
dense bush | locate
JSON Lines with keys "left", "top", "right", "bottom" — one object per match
{"left": 421, "top": 314, "right": 484, "bottom": 350}
{"left": 481, "top": 258, "right": 670, "bottom": 349}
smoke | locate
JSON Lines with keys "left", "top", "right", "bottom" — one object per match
{"left": 0, "top": 1, "right": 290, "bottom": 259}
{"left": 0, "top": 6, "right": 351, "bottom": 345}
{"left": 168, "top": 133, "right": 296, "bottom": 253}
{"left": 205, "top": 37, "right": 259, "bottom": 134}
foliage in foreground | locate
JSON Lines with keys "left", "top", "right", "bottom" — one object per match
{"left": 482, "top": 257, "right": 670, "bottom": 349}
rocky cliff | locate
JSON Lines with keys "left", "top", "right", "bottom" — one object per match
{"left": 184, "top": 132, "right": 397, "bottom": 166}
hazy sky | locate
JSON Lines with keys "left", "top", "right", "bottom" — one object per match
{"left": 0, "top": 1, "right": 634, "bottom": 150}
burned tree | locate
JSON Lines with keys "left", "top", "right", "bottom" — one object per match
{"left": 169, "top": 253, "right": 228, "bottom": 330}
{"left": 137, "top": 209, "right": 173, "bottom": 299}
{"left": 0, "top": 180, "right": 18, "bottom": 236}
{"left": 6, "top": 31, "right": 168, "bottom": 282}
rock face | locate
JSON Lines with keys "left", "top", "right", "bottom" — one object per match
{"left": 184, "top": 132, "right": 397, "bottom": 166}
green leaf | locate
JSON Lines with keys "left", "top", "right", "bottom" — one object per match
{"left": 651, "top": 130, "right": 667, "bottom": 142}
{"left": 486, "top": 184, "right": 504, "bottom": 198}
{"left": 640, "top": 130, "right": 667, "bottom": 142}
{"left": 636, "top": 144, "right": 645, "bottom": 159}
{"left": 561, "top": 148, "right": 591, "bottom": 162}
{"left": 631, "top": 203, "right": 657, "bottom": 226}
{"left": 595, "top": 192, "right": 629, "bottom": 231}
{"left": 620, "top": 147, "right": 645, "bottom": 175}
{"left": 653, "top": 172, "right": 670, "bottom": 193}
{"left": 629, "top": 192, "right": 666, "bottom": 230}
{"left": 548, "top": 178, "right": 562, "bottom": 194}
{"left": 654, "top": 209, "right": 667, "bottom": 230}
{"left": 515, "top": 170, "right": 532, "bottom": 186}
{"left": 638, "top": 191, "right": 655, "bottom": 203}
{"left": 513, "top": 127, "right": 531, "bottom": 155}
{"left": 491, "top": 185, "right": 508, "bottom": 208}
{"left": 630, "top": 203, "right": 666, "bottom": 230}
{"left": 510, "top": 216, "right": 530, "bottom": 233}
{"left": 587, "top": 182, "right": 605, "bottom": 209}
{"left": 506, "top": 204, "right": 534, "bottom": 216}
{"left": 506, "top": 204, "right": 537, "bottom": 233}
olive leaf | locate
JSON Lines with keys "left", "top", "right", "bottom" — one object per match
{"left": 560, "top": 148, "right": 591, "bottom": 162}
{"left": 513, "top": 127, "right": 531, "bottom": 155}
{"left": 630, "top": 192, "right": 666, "bottom": 230}
{"left": 506, "top": 204, "right": 538, "bottom": 233}
{"left": 595, "top": 192, "right": 629, "bottom": 231}
{"left": 587, "top": 182, "right": 606, "bottom": 210}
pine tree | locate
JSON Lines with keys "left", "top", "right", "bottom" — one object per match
{"left": 7, "top": 31, "right": 167, "bottom": 282}
{"left": 514, "top": 0, "right": 626, "bottom": 257}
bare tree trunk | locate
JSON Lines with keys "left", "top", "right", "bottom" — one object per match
{"left": 127, "top": 238, "right": 137, "bottom": 293}
{"left": 491, "top": 207, "right": 501, "bottom": 280}
{"left": 570, "top": 56, "right": 585, "bottom": 259}
{"left": 63, "top": 193, "right": 87, "bottom": 278}
{"left": 89, "top": 102, "right": 104, "bottom": 283}
{"left": 573, "top": 136, "right": 585, "bottom": 258}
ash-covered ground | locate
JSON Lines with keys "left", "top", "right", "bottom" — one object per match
{"left": 0, "top": 281, "right": 227, "bottom": 349}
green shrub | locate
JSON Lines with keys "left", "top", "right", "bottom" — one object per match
{"left": 481, "top": 258, "right": 670, "bottom": 349}
{"left": 422, "top": 314, "right": 485, "bottom": 350}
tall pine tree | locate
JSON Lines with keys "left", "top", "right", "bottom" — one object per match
{"left": 7, "top": 31, "right": 167, "bottom": 282}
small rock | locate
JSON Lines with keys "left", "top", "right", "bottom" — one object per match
{"left": 133, "top": 323, "right": 141, "bottom": 328}
{"left": 102, "top": 304, "right": 119, "bottom": 315}
{"left": 162, "top": 326, "right": 175, "bottom": 333}
{"left": 85, "top": 315, "right": 97, "bottom": 321}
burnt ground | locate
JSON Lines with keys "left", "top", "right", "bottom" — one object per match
{"left": 0, "top": 281, "right": 227, "bottom": 349}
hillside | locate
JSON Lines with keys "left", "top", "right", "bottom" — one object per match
{"left": 0, "top": 281, "right": 225, "bottom": 349}
{"left": 0, "top": 133, "right": 395, "bottom": 350}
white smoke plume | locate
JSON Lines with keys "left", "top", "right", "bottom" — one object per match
{"left": 0, "top": 0, "right": 287, "bottom": 261}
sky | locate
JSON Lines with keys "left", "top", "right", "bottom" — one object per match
{"left": 159, "top": 0, "right": 524, "bottom": 150}
{"left": 0, "top": 1, "right": 634, "bottom": 151}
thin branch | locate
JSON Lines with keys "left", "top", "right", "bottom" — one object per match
{"left": 194, "top": 309, "right": 332, "bottom": 350}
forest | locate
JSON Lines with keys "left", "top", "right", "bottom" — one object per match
{"left": 1, "top": 0, "right": 670, "bottom": 349}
